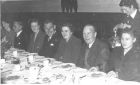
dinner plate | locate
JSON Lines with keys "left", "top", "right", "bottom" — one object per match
{"left": 35, "top": 56, "right": 45, "bottom": 59}
{"left": 42, "top": 77, "right": 51, "bottom": 83}
{"left": 59, "top": 63, "right": 75, "bottom": 68}
{"left": 90, "top": 71, "right": 106, "bottom": 77}
{"left": 1, "top": 64, "right": 14, "bottom": 73}
{"left": 6, "top": 75, "right": 20, "bottom": 81}
{"left": 29, "top": 53, "right": 38, "bottom": 55}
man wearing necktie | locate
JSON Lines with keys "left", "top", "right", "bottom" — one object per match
{"left": 77, "top": 24, "right": 110, "bottom": 72}
{"left": 27, "top": 19, "right": 45, "bottom": 53}
{"left": 39, "top": 20, "right": 60, "bottom": 58}
{"left": 13, "top": 21, "right": 28, "bottom": 50}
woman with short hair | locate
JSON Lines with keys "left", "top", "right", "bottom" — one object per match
{"left": 109, "top": 28, "right": 140, "bottom": 82}
{"left": 55, "top": 23, "right": 82, "bottom": 64}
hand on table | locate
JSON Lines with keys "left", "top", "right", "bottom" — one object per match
{"left": 89, "top": 66, "right": 99, "bottom": 72}
{"left": 107, "top": 71, "right": 118, "bottom": 78}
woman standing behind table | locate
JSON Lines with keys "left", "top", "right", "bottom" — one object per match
{"left": 55, "top": 23, "right": 82, "bottom": 64}
{"left": 108, "top": 28, "right": 140, "bottom": 82}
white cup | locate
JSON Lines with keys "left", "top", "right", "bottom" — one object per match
{"left": 28, "top": 55, "right": 34, "bottom": 63}
{"left": 13, "top": 51, "right": 18, "bottom": 58}
{"left": 29, "top": 66, "right": 39, "bottom": 82}
{"left": 43, "top": 60, "right": 49, "bottom": 67}
{"left": 0, "top": 59, "right": 5, "bottom": 64}
{"left": 0, "top": 59, "right": 6, "bottom": 69}
{"left": 14, "top": 64, "right": 21, "bottom": 71}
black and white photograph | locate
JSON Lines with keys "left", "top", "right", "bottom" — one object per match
{"left": 1, "top": 0, "right": 140, "bottom": 84}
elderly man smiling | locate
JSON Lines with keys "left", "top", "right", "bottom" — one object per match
{"left": 77, "top": 24, "right": 110, "bottom": 72}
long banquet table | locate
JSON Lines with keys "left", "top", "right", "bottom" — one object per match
{"left": 1, "top": 48, "right": 140, "bottom": 85}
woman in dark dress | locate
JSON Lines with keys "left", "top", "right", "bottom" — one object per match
{"left": 108, "top": 28, "right": 140, "bottom": 82}
{"left": 55, "top": 23, "right": 82, "bottom": 64}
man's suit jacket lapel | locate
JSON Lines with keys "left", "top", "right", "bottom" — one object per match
{"left": 121, "top": 47, "right": 134, "bottom": 63}
{"left": 30, "top": 33, "right": 35, "bottom": 45}
{"left": 86, "top": 39, "right": 99, "bottom": 67}
{"left": 29, "top": 33, "right": 36, "bottom": 48}
{"left": 15, "top": 31, "right": 23, "bottom": 44}
{"left": 34, "top": 31, "right": 41, "bottom": 44}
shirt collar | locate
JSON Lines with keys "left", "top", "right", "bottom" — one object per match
{"left": 88, "top": 40, "right": 95, "bottom": 48}
{"left": 130, "top": 9, "right": 137, "bottom": 19}
{"left": 35, "top": 30, "right": 39, "bottom": 35}
{"left": 16, "top": 30, "right": 22, "bottom": 37}
{"left": 49, "top": 31, "right": 56, "bottom": 39}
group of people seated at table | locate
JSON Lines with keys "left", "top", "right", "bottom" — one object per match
{"left": 1, "top": 0, "right": 140, "bottom": 82}
{"left": 1, "top": 19, "right": 140, "bottom": 82}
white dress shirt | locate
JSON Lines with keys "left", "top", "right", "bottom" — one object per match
{"left": 16, "top": 30, "right": 22, "bottom": 37}
{"left": 88, "top": 40, "right": 95, "bottom": 48}
{"left": 130, "top": 9, "right": 137, "bottom": 19}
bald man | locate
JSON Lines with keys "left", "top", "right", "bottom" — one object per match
{"left": 77, "top": 24, "right": 110, "bottom": 72}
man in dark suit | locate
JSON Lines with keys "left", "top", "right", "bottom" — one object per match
{"left": 27, "top": 19, "right": 45, "bottom": 53}
{"left": 13, "top": 21, "right": 28, "bottom": 50}
{"left": 39, "top": 20, "right": 60, "bottom": 58}
{"left": 114, "top": 0, "right": 140, "bottom": 44}
{"left": 77, "top": 24, "right": 110, "bottom": 72}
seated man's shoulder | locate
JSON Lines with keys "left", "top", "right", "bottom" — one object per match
{"left": 133, "top": 45, "right": 140, "bottom": 54}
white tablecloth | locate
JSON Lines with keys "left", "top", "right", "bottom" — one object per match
{"left": 1, "top": 48, "right": 140, "bottom": 85}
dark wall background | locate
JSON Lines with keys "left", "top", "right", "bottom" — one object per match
{"left": 1, "top": 0, "right": 140, "bottom": 12}
{"left": 1, "top": 12, "right": 124, "bottom": 43}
